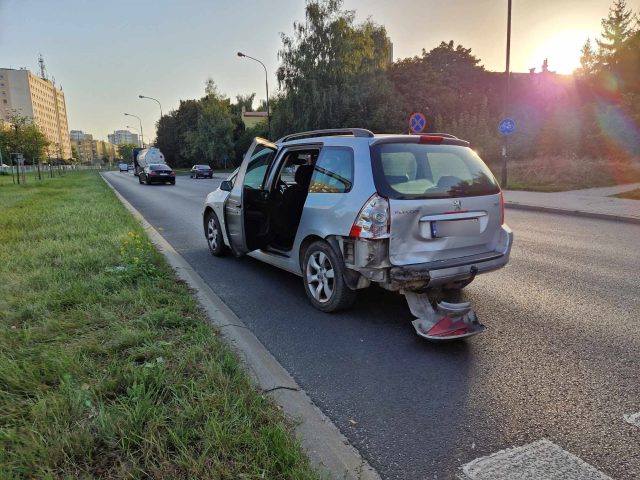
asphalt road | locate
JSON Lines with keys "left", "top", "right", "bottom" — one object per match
{"left": 104, "top": 171, "right": 640, "bottom": 480}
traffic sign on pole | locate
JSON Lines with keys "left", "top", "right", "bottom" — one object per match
{"left": 498, "top": 118, "right": 516, "bottom": 136}
{"left": 409, "top": 112, "right": 426, "bottom": 133}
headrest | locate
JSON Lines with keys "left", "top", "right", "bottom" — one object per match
{"left": 295, "top": 164, "right": 315, "bottom": 184}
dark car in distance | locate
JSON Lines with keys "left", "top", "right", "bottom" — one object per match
{"left": 190, "top": 164, "right": 213, "bottom": 179}
{"left": 139, "top": 164, "right": 176, "bottom": 185}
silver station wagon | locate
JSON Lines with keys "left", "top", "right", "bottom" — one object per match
{"left": 202, "top": 128, "right": 512, "bottom": 318}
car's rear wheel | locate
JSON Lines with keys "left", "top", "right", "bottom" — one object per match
{"left": 303, "top": 241, "right": 356, "bottom": 313}
{"left": 205, "top": 211, "right": 227, "bottom": 256}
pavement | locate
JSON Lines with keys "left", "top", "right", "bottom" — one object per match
{"left": 102, "top": 171, "right": 640, "bottom": 480}
{"left": 504, "top": 182, "right": 640, "bottom": 224}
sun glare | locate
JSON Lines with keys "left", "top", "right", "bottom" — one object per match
{"left": 529, "top": 30, "right": 593, "bottom": 75}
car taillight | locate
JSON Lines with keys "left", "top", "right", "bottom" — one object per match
{"left": 500, "top": 191, "right": 505, "bottom": 225}
{"left": 170, "top": 171, "right": 175, "bottom": 176}
{"left": 350, "top": 194, "right": 390, "bottom": 239}
{"left": 149, "top": 171, "right": 157, "bottom": 176}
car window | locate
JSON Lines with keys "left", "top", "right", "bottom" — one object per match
{"left": 244, "top": 146, "right": 276, "bottom": 190}
{"left": 309, "top": 147, "right": 354, "bottom": 193}
{"left": 149, "top": 164, "right": 170, "bottom": 170}
{"left": 371, "top": 143, "right": 500, "bottom": 199}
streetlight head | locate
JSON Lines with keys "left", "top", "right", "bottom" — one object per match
{"left": 237, "top": 52, "right": 245, "bottom": 57}
{"left": 124, "top": 113, "right": 129, "bottom": 116}
{"left": 138, "top": 95, "right": 144, "bottom": 98}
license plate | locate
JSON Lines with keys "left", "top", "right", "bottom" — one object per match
{"left": 431, "top": 218, "right": 480, "bottom": 237}
{"left": 160, "top": 173, "right": 168, "bottom": 176}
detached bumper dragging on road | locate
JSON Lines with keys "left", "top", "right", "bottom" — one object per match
{"left": 404, "top": 291, "right": 486, "bottom": 341}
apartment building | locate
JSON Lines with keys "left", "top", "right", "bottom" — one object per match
{"left": 70, "top": 130, "right": 94, "bottom": 164}
{"left": 70, "top": 130, "right": 118, "bottom": 165}
{"left": 107, "top": 129, "right": 140, "bottom": 147}
{"left": 93, "top": 139, "right": 117, "bottom": 165}
{"left": 0, "top": 67, "right": 72, "bottom": 159}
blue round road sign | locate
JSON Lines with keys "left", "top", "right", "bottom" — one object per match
{"left": 499, "top": 118, "right": 516, "bottom": 136}
{"left": 409, "top": 112, "right": 426, "bottom": 133}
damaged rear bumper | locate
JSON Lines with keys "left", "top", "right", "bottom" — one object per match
{"left": 340, "top": 225, "right": 512, "bottom": 291}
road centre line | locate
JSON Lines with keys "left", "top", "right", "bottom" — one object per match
{"left": 459, "top": 439, "right": 612, "bottom": 480}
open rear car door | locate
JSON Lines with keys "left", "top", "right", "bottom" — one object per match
{"left": 223, "top": 137, "right": 278, "bottom": 256}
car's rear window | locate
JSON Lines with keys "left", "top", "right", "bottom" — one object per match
{"left": 196, "top": 165, "right": 210, "bottom": 169}
{"left": 150, "top": 164, "right": 170, "bottom": 170}
{"left": 370, "top": 143, "right": 500, "bottom": 199}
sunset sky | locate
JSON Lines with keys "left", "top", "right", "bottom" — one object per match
{"left": 1, "top": 0, "right": 638, "bottom": 141}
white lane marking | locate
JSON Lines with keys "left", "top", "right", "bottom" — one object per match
{"left": 459, "top": 439, "right": 612, "bottom": 480}
{"left": 624, "top": 412, "right": 640, "bottom": 427}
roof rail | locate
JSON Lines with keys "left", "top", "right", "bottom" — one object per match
{"left": 409, "top": 132, "right": 459, "bottom": 139}
{"left": 277, "top": 128, "right": 374, "bottom": 143}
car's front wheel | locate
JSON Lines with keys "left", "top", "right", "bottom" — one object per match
{"left": 303, "top": 241, "right": 356, "bottom": 313}
{"left": 205, "top": 211, "right": 227, "bottom": 256}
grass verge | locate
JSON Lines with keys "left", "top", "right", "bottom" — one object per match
{"left": 488, "top": 156, "right": 640, "bottom": 191}
{"left": 0, "top": 171, "right": 318, "bottom": 479}
{"left": 614, "top": 188, "right": 640, "bottom": 200}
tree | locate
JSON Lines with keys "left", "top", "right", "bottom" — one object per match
{"left": 596, "top": 0, "right": 637, "bottom": 65}
{"left": 0, "top": 112, "right": 49, "bottom": 165}
{"left": 388, "top": 41, "right": 489, "bottom": 137}
{"left": 233, "top": 93, "right": 256, "bottom": 114}
{"left": 156, "top": 99, "right": 201, "bottom": 167}
{"left": 183, "top": 79, "right": 235, "bottom": 168}
{"left": 117, "top": 143, "right": 138, "bottom": 163}
{"left": 273, "top": 0, "right": 399, "bottom": 136}
{"left": 71, "top": 145, "right": 79, "bottom": 164}
{"left": 576, "top": 38, "right": 598, "bottom": 76}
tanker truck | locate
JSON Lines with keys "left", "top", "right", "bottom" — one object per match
{"left": 133, "top": 147, "right": 165, "bottom": 176}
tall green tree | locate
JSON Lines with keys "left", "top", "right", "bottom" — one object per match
{"left": 596, "top": 0, "right": 637, "bottom": 65}
{"left": 183, "top": 80, "right": 235, "bottom": 168}
{"left": 156, "top": 99, "right": 201, "bottom": 167}
{"left": 273, "top": 0, "right": 400, "bottom": 136}
{"left": 116, "top": 143, "right": 138, "bottom": 163}
{"left": 577, "top": 38, "right": 598, "bottom": 76}
{"left": 0, "top": 112, "right": 49, "bottom": 165}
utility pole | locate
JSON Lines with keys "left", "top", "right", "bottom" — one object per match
{"left": 501, "top": 0, "right": 512, "bottom": 188}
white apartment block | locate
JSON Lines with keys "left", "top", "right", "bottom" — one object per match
{"left": 108, "top": 129, "right": 140, "bottom": 147}
{"left": 0, "top": 68, "right": 72, "bottom": 159}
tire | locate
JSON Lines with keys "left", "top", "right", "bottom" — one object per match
{"left": 205, "top": 211, "right": 227, "bottom": 256}
{"left": 303, "top": 240, "right": 356, "bottom": 313}
{"left": 171, "top": 180, "right": 175, "bottom": 185}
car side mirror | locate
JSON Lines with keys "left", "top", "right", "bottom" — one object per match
{"left": 220, "top": 180, "right": 233, "bottom": 192}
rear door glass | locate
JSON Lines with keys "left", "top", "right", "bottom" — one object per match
{"left": 309, "top": 147, "right": 354, "bottom": 193}
{"left": 371, "top": 143, "right": 500, "bottom": 199}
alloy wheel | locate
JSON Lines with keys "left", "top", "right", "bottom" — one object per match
{"left": 207, "top": 217, "right": 219, "bottom": 251}
{"left": 306, "top": 251, "right": 335, "bottom": 303}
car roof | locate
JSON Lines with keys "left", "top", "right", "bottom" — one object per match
{"left": 279, "top": 132, "right": 469, "bottom": 148}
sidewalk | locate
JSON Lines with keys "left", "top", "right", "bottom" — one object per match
{"left": 504, "top": 182, "right": 640, "bottom": 224}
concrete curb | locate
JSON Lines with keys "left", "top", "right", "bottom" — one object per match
{"left": 100, "top": 174, "right": 380, "bottom": 480}
{"left": 505, "top": 202, "right": 640, "bottom": 225}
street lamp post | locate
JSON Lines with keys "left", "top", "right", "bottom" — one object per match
{"left": 237, "top": 51, "right": 270, "bottom": 137}
{"left": 501, "top": 0, "right": 512, "bottom": 188}
{"left": 124, "top": 113, "right": 144, "bottom": 147}
{"left": 138, "top": 95, "right": 163, "bottom": 118}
